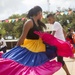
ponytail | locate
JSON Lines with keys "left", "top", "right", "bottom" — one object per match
{"left": 37, "top": 20, "right": 46, "bottom": 31}
{"left": 27, "top": 8, "right": 34, "bottom": 18}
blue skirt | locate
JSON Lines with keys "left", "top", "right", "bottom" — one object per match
{"left": 2, "top": 44, "right": 57, "bottom": 66}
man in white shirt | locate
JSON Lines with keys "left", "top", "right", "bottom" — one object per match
{"left": 46, "top": 14, "right": 70, "bottom": 75}
{"left": 53, "top": 22, "right": 65, "bottom": 41}
{"left": 0, "top": 34, "right": 7, "bottom": 53}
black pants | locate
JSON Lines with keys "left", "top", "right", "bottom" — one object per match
{"left": 0, "top": 46, "right": 7, "bottom": 53}
{"left": 57, "top": 56, "right": 65, "bottom": 66}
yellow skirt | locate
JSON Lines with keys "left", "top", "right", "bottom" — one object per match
{"left": 21, "top": 38, "right": 46, "bottom": 53}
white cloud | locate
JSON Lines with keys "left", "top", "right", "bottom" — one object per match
{"left": 49, "top": 0, "right": 75, "bottom": 11}
{"left": 0, "top": 0, "right": 75, "bottom": 20}
{"left": 21, "top": 0, "right": 48, "bottom": 12}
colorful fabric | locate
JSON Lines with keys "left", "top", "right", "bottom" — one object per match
{"left": 0, "top": 58, "right": 62, "bottom": 75}
{"left": 66, "top": 37, "right": 73, "bottom": 44}
{"left": 21, "top": 38, "right": 46, "bottom": 52}
{"left": 0, "top": 37, "right": 62, "bottom": 75}
{"left": 2, "top": 46, "right": 57, "bottom": 66}
{"left": 34, "top": 31, "right": 73, "bottom": 57}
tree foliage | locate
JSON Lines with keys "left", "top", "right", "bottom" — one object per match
{"left": 0, "top": 9, "right": 75, "bottom": 39}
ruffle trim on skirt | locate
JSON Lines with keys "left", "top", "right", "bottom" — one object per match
{"left": 0, "top": 58, "right": 62, "bottom": 75}
{"left": 34, "top": 31, "right": 73, "bottom": 57}
{"left": 2, "top": 46, "right": 57, "bottom": 66}
{"left": 21, "top": 38, "right": 46, "bottom": 53}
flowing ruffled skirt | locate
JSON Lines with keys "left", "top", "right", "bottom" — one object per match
{"left": 0, "top": 38, "right": 62, "bottom": 75}
{"left": 34, "top": 31, "right": 73, "bottom": 57}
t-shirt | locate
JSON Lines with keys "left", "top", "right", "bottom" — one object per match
{"left": 0, "top": 38, "right": 7, "bottom": 48}
{"left": 45, "top": 23, "right": 54, "bottom": 31}
{"left": 53, "top": 21, "right": 65, "bottom": 41}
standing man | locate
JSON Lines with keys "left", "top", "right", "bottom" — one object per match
{"left": 0, "top": 34, "right": 7, "bottom": 53}
{"left": 46, "top": 14, "right": 70, "bottom": 75}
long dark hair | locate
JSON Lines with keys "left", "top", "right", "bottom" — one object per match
{"left": 27, "top": 6, "right": 46, "bottom": 30}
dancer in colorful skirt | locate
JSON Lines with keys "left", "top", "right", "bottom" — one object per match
{"left": 0, "top": 6, "right": 71, "bottom": 75}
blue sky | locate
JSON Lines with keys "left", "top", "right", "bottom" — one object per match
{"left": 0, "top": 0, "right": 75, "bottom": 20}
